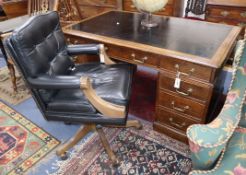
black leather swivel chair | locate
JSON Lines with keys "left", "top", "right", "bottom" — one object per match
{"left": 5, "top": 11, "right": 142, "bottom": 164}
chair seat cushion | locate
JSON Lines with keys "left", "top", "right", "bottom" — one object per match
{"left": 72, "top": 62, "right": 133, "bottom": 105}
{"left": 190, "top": 127, "right": 246, "bottom": 175}
{"left": 47, "top": 62, "right": 134, "bottom": 114}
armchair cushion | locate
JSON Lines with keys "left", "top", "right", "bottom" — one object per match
{"left": 45, "top": 62, "right": 133, "bottom": 114}
{"left": 71, "top": 63, "right": 132, "bottom": 105}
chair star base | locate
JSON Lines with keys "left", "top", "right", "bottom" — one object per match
{"left": 56, "top": 120, "right": 142, "bottom": 165}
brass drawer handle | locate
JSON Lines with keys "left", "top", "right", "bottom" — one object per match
{"left": 241, "top": 12, "right": 246, "bottom": 18}
{"left": 131, "top": 53, "right": 148, "bottom": 64}
{"left": 174, "top": 64, "right": 195, "bottom": 76}
{"left": 171, "top": 101, "right": 189, "bottom": 112}
{"left": 175, "top": 88, "right": 193, "bottom": 96}
{"left": 133, "top": 57, "right": 148, "bottom": 64}
{"left": 221, "top": 11, "right": 229, "bottom": 17}
{"left": 73, "top": 56, "right": 78, "bottom": 62}
{"left": 74, "top": 40, "right": 79, "bottom": 44}
{"left": 169, "top": 117, "right": 186, "bottom": 129}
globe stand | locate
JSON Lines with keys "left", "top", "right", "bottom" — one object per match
{"left": 141, "top": 12, "right": 158, "bottom": 28}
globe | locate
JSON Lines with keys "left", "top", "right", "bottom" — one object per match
{"left": 132, "top": 0, "right": 168, "bottom": 27}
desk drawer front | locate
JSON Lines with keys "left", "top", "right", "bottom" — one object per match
{"left": 160, "top": 58, "right": 213, "bottom": 82}
{"left": 153, "top": 122, "right": 188, "bottom": 143}
{"left": 158, "top": 90, "right": 206, "bottom": 118}
{"left": 159, "top": 72, "right": 212, "bottom": 102}
{"left": 206, "top": 7, "right": 246, "bottom": 22}
{"left": 106, "top": 44, "right": 160, "bottom": 67}
{"left": 156, "top": 106, "right": 199, "bottom": 132}
{"left": 206, "top": 16, "right": 246, "bottom": 27}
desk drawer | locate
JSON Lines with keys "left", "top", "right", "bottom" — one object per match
{"left": 159, "top": 72, "right": 212, "bottom": 102}
{"left": 206, "top": 7, "right": 246, "bottom": 22}
{"left": 160, "top": 58, "right": 213, "bottom": 82}
{"left": 153, "top": 122, "right": 188, "bottom": 143}
{"left": 206, "top": 16, "right": 246, "bottom": 27}
{"left": 156, "top": 106, "right": 199, "bottom": 132}
{"left": 106, "top": 44, "right": 160, "bottom": 68}
{"left": 158, "top": 90, "right": 206, "bottom": 119}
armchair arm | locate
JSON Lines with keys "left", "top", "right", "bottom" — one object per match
{"left": 67, "top": 44, "right": 100, "bottom": 56}
{"left": 67, "top": 44, "right": 116, "bottom": 65}
{"left": 187, "top": 89, "right": 246, "bottom": 170}
{"left": 99, "top": 44, "right": 116, "bottom": 65}
{"left": 28, "top": 75, "right": 126, "bottom": 117}
{"left": 80, "top": 77, "right": 125, "bottom": 118}
{"left": 187, "top": 39, "right": 246, "bottom": 170}
{"left": 27, "top": 75, "right": 80, "bottom": 89}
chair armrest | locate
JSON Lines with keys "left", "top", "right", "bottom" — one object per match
{"left": 187, "top": 39, "right": 246, "bottom": 170}
{"left": 67, "top": 44, "right": 100, "bottom": 56}
{"left": 27, "top": 75, "right": 80, "bottom": 89}
{"left": 80, "top": 77, "right": 125, "bottom": 118}
{"left": 67, "top": 44, "right": 116, "bottom": 65}
{"left": 187, "top": 89, "right": 245, "bottom": 170}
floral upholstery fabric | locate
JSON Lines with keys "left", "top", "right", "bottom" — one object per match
{"left": 239, "top": 98, "right": 246, "bottom": 127}
{"left": 189, "top": 128, "right": 246, "bottom": 175}
{"left": 187, "top": 39, "right": 246, "bottom": 171}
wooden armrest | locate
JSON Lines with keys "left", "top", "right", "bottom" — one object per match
{"left": 80, "top": 77, "right": 125, "bottom": 118}
{"left": 99, "top": 44, "right": 116, "bottom": 65}
{"left": 0, "top": 32, "right": 12, "bottom": 39}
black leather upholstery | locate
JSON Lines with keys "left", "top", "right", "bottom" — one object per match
{"left": 5, "top": 11, "right": 134, "bottom": 125}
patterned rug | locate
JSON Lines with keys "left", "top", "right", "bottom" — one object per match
{"left": 0, "top": 101, "right": 60, "bottom": 175}
{"left": 51, "top": 121, "right": 191, "bottom": 175}
{"left": 0, "top": 66, "right": 31, "bottom": 105}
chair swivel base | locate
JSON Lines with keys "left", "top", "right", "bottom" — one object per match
{"left": 56, "top": 120, "right": 142, "bottom": 165}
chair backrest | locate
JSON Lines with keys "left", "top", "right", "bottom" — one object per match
{"left": 5, "top": 11, "right": 74, "bottom": 79}
{"left": 28, "top": 0, "right": 59, "bottom": 16}
{"left": 185, "top": 0, "right": 207, "bottom": 17}
{"left": 5, "top": 11, "right": 75, "bottom": 116}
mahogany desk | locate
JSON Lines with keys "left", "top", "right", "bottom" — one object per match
{"left": 64, "top": 10, "right": 241, "bottom": 142}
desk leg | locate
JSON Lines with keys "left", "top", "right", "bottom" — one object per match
{"left": 0, "top": 39, "right": 17, "bottom": 92}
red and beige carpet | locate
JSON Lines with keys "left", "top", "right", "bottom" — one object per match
{"left": 0, "top": 102, "right": 60, "bottom": 175}
{"left": 52, "top": 121, "right": 191, "bottom": 175}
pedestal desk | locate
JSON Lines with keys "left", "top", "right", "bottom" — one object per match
{"left": 64, "top": 11, "right": 241, "bottom": 142}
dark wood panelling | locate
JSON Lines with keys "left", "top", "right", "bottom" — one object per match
{"left": 2, "top": 0, "right": 28, "bottom": 18}
{"left": 77, "top": 0, "right": 122, "bottom": 19}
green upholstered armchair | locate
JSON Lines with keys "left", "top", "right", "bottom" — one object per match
{"left": 187, "top": 38, "right": 246, "bottom": 175}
